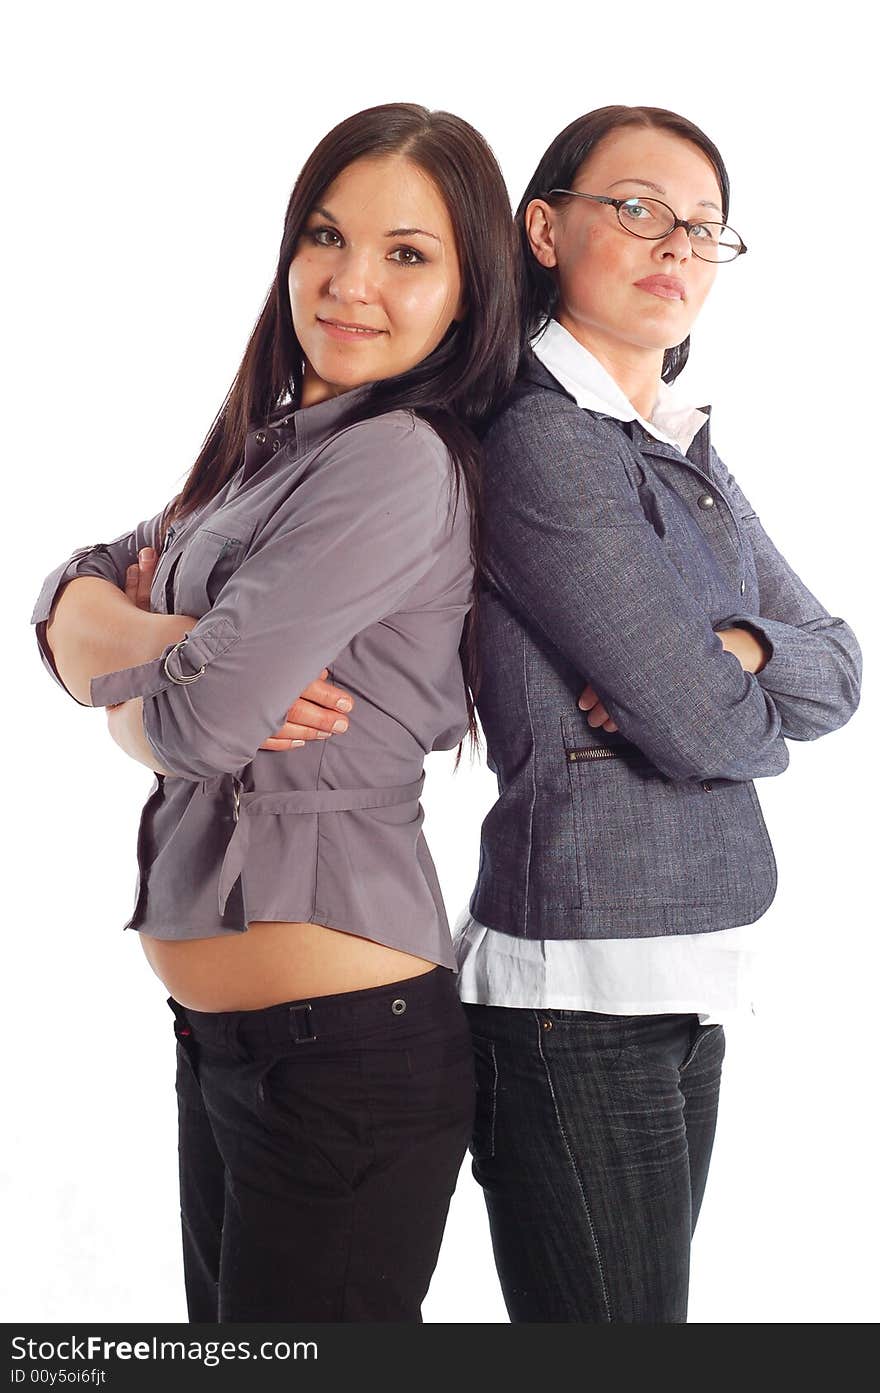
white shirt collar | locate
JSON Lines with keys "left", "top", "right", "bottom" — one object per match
{"left": 531, "top": 318, "right": 709, "bottom": 455}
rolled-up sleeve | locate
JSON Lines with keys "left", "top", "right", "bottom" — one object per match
{"left": 482, "top": 393, "right": 791, "bottom": 784}
{"left": 710, "top": 450, "right": 862, "bottom": 741}
{"left": 87, "top": 413, "right": 458, "bottom": 781}
{"left": 30, "top": 507, "right": 170, "bottom": 706}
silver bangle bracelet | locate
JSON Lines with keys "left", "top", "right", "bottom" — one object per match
{"left": 163, "top": 636, "right": 206, "bottom": 685}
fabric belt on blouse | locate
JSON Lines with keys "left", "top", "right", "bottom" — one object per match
{"left": 209, "top": 773, "right": 426, "bottom": 915}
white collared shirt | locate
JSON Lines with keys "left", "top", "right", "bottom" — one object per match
{"left": 454, "top": 320, "right": 761, "bottom": 1024}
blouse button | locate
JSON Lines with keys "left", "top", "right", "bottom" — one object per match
{"left": 697, "top": 493, "right": 715, "bottom": 509}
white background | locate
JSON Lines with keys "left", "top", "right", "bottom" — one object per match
{"left": 4, "top": 0, "right": 877, "bottom": 1324}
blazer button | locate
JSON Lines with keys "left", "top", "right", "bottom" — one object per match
{"left": 255, "top": 430, "right": 267, "bottom": 445}
{"left": 697, "top": 492, "right": 715, "bottom": 509}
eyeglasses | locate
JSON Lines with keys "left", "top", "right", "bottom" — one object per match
{"left": 546, "top": 189, "right": 747, "bottom": 263}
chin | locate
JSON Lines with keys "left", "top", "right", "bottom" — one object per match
{"left": 624, "top": 326, "right": 691, "bottom": 353}
{"left": 308, "top": 357, "right": 374, "bottom": 392}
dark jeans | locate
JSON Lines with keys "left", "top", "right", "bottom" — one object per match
{"left": 464, "top": 1004, "right": 726, "bottom": 1323}
{"left": 169, "top": 966, "right": 474, "bottom": 1322}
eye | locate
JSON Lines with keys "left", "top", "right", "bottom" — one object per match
{"left": 388, "top": 245, "right": 426, "bottom": 266}
{"left": 619, "top": 199, "right": 655, "bottom": 223}
{"left": 690, "top": 222, "right": 718, "bottom": 242}
{"left": 306, "top": 226, "right": 343, "bottom": 248}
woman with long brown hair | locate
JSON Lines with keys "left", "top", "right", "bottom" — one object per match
{"left": 30, "top": 103, "right": 518, "bottom": 1322}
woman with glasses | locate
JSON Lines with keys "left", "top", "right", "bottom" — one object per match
{"left": 454, "top": 106, "right": 862, "bottom": 1322}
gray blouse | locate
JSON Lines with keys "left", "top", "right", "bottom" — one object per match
{"left": 30, "top": 388, "right": 473, "bottom": 966}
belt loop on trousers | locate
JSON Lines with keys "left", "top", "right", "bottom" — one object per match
{"left": 289, "top": 1004, "right": 316, "bottom": 1044}
{"left": 167, "top": 995, "right": 191, "bottom": 1037}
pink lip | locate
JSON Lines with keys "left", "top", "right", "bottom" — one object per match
{"left": 317, "top": 316, "right": 386, "bottom": 341}
{"left": 633, "top": 276, "right": 686, "bottom": 301}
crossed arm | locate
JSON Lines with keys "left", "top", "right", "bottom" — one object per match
{"left": 48, "top": 539, "right": 769, "bottom": 780}
{"left": 44, "top": 548, "right": 355, "bottom": 774}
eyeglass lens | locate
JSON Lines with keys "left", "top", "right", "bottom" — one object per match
{"left": 618, "top": 198, "right": 742, "bottom": 261}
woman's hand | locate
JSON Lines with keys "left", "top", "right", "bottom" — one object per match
{"left": 125, "top": 547, "right": 158, "bottom": 611}
{"left": 258, "top": 671, "right": 353, "bottom": 750}
{"left": 715, "top": 625, "right": 770, "bottom": 674}
{"left": 578, "top": 683, "right": 619, "bottom": 732}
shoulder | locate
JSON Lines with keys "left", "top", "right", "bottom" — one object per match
{"left": 310, "top": 410, "right": 460, "bottom": 531}
{"left": 310, "top": 409, "right": 452, "bottom": 498}
{"left": 483, "top": 385, "right": 628, "bottom": 492}
{"left": 322, "top": 409, "right": 449, "bottom": 465}
{"left": 487, "top": 356, "right": 626, "bottom": 442}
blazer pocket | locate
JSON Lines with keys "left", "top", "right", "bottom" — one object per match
{"left": 561, "top": 712, "right": 776, "bottom": 915}
{"left": 173, "top": 527, "right": 245, "bottom": 618}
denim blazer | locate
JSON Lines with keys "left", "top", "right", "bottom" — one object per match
{"left": 469, "top": 352, "right": 862, "bottom": 939}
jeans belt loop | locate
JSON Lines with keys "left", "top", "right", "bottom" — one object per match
{"left": 289, "top": 1004, "right": 316, "bottom": 1044}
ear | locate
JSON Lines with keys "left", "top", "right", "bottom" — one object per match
{"left": 524, "top": 198, "right": 559, "bottom": 269}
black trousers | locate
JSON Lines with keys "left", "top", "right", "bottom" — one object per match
{"left": 169, "top": 966, "right": 474, "bottom": 1322}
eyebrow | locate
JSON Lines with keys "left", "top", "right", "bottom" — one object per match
{"left": 310, "top": 207, "right": 441, "bottom": 242}
{"left": 605, "top": 178, "right": 722, "bottom": 215}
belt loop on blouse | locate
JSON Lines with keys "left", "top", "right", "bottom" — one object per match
{"left": 215, "top": 774, "right": 426, "bottom": 916}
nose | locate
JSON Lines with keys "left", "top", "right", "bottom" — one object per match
{"left": 656, "top": 223, "right": 693, "bottom": 262}
{"left": 327, "top": 248, "right": 376, "bottom": 304}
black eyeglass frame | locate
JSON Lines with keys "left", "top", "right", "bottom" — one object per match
{"left": 545, "top": 189, "right": 748, "bottom": 262}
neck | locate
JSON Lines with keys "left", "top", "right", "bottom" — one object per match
{"left": 300, "top": 362, "right": 345, "bottom": 409}
{"left": 555, "top": 314, "right": 664, "bottom": 421}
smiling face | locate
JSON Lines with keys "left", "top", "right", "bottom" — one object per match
{"left": 526, "top": 126, "right": 724, "bottom": 371}
{"left": 288, "top": 154, "right": 466, "bottom": 407}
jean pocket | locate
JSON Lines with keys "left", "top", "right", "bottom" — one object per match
{"left": 680, "top": 1022, "right": 725, "bottom": 1074}
{"left": 545, "top": 1008, "right": 625, "bottom": 1023}
{"left": 253, "top": 1047, "right": 374, "bottom": 1190}
{"left": 469, "top": 1035, "right": 498, "bottom": 1161}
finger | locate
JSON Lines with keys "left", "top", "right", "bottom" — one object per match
{"left": 124, "top": 563, "right": 139, "bottom": 604}
{"left": 281, "top": 699, "right": 349, "bottom": 736}
{"left": 136, "top": 548, "right": 157, "bottom": 610}
{"left": 295, "top": 676, "right": 354, "bottom": 714}
{"left": 602, "top": 715, "right": 619, "bottom": 732}
{"left": 273, "top": 719, "right": 333, "bottom": 742}
{"left": 258, "top": 735, "right": 307, "bottom": 751}
{"left": 586, "top": 701, "right": 612, "bottom": 728}
{"left": 577, "top": 684, "right": 599, "bottom": 711}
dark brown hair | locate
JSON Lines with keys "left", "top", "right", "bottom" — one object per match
{"left": 160, "top": 103, "right": 521, "bottom": 758}
{"left": 515, "top": 105, "right": 731, "bottom": 382}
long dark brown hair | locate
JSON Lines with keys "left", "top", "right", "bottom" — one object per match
{"left": 515, "top": 105, "right": 731, "bottom": 382}
{"left": 159, "top": 104, "right": 520, "bottom": 759}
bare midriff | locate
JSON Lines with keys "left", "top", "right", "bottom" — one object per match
{"left": 139, "top": 919, "right": 437, "bottom": 1011}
